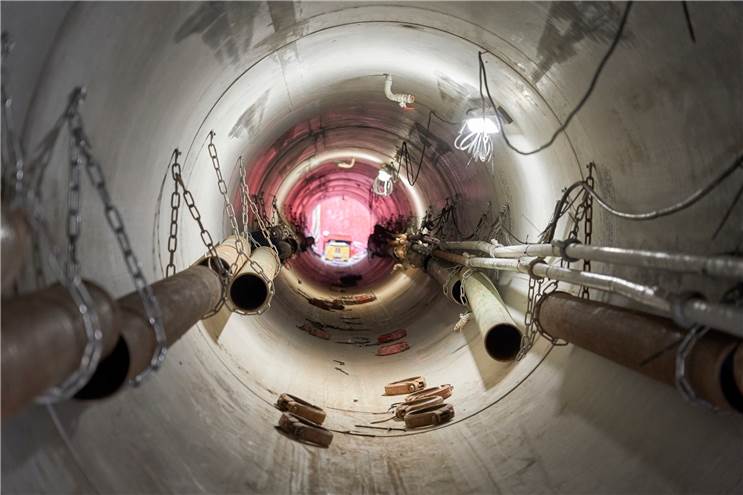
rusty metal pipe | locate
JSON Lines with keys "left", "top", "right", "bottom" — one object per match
{"left": 536, "top": 292, "right": 743, "bottom": 412}
{"left": 78, "top": 265, "right": 222, "bottom": 395}
{"left": 461, "top": 271, "right": 522, "bottom": 361}
{"left": 228, "top": 246, "right": 280, "bottom": 314}
{"left": 1, "top": 208, "right": 32, "bottom": 292}
{"left": 425, "top": 257, "right": 466, "bottom": 305}
{"left": 734, "top": 344, "right": 743, "bottom": 399}
{"left": 119, "top": 265, "right": 222, "bottom": 380}
{"left": 1, "top": 281, "right": 119, "bottom": 417}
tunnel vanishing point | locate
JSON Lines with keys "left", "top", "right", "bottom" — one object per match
{"left": 1, "top": 1, "right": 743, "bottom": 494}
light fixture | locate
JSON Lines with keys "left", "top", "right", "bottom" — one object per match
{"left": 377, "top": 168, "right": 392, "bottom": 181}
{"left": 465, "top": 116, "right": 499, "bottom": 135}
{"left": 372, "top": 163, "right": 398, "bottom": 197}
{"left": 454, "top": 109, "right": 500, "bottom": 164}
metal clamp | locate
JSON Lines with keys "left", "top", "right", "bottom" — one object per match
{"left": 552, "top": 238, "right": 582, "bottom": 263}
{"left": 669, "top": 291, "right": 704, "bottom": 329}
{"left": 527, "top": 257, "right": 546, "bottom": 280}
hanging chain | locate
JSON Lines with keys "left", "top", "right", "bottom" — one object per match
{"left": 67, "top": 93, "right": 167, "bottom": 385}
{"left": 207, "top": 131, "right": 248, "bottom": 265}
{"left": 1, "top": 32, "right": 25, "bottom": 202}
{"left": 580, "top": 162, "right": 595, "bottom": 299}
{"left": 169, "top": 148, "right": 229, "bottom": 316}
{"left": 518, "top": 273, "right": 542, "bottom": 360}
{"left": 237, "top": 156, "right": 250, "bottom": 240}
{"left": 2, "top": 84, "right": 105, "bottom": 401}
{"left": 518, "top": 263, "right": 567, "bottom": 360}
{"left": 65, "top": 134, "right": 83, "bottom": 279}
{"left": 165, "top": 150, "right": 182, "bottom": 277}
{"left": 675, "top": 324, "right": 716, "bottom": 411}
{"left": 206, "top": 133, "right": 278, "bottom": 314}
{"left": 31, "top": 207, "right": 105, "bottom": 403}
{"left": 0, "top": 52, "right": 104, "bottom": 400}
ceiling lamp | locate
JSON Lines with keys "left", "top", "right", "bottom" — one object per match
{"left": 372, "top": 163, "right": 398, "bottom": 197}
{"left": 454, "top": 109, "right": 500, "bottom": 164}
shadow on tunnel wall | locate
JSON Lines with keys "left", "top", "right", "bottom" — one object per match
{"left": 533, "top": 2, "right": 626, "bottom": 84}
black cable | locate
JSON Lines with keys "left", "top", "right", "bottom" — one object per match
{"left": 480, "top": 1, "right": 634, "bottom": 156}
{"left": 712, "top": 181, "right": 743, "bottom": 239}
{"left": 681, "top": 2, "right": 696, "bottom": 43}
{"left": 544, "top": 152, "right": 743, "bottom": 242}
{"left": 584, "top": 152, "right": 743, "bottom": 220}
{"left": 406, "top": 111, "right": 436, "bottom": 186}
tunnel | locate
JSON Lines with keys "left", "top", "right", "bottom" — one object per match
{"left": 2, "top": 1, "right": 743, "bottom": 493}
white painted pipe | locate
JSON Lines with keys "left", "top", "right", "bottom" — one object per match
{"left": 438, "top": 240, "right": 743, "bottom": 280}
{"left": 227, "top": 246, "right": 280, "bottom": 315}
{"left": 461, "top": 271, "right": 522, "bottom": 361}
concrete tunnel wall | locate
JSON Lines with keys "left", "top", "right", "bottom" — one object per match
{"left": 2, "top": 2, "right": 742, "bottom": 493}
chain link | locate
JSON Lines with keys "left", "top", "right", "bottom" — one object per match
{"left": 30, "top": 206, "right": 105, "bottom": 403}
{"left": 517, "top": 273, "right": 542, "bottom": 360}
{"left": 165, "top": 150, "right": 181, "bottom": 277}
{"left": 65, "top": 135, "right": 82, "bottom": 279}
{"left": 207, "top": 131, "right": 248, "bottom": 265}
{"left": 170, "top": 148, "right": 229, "bottom": 317}
{"left": 205, "top": 133, "right": 278, "bottom": 314}
{"left": 66, "top": 97, "right": 167, "bottom": 385}
{"left": 1, "top": 32, "right": 26, "bottom": 202}
{"left": 0, "top": 80, "right": 105, "bottom": 400}
{"left": 517, "top": 262, "right": 567, "bottom": 360}
{"left": 581, "top": 163, "right": 595, "bottom": 299}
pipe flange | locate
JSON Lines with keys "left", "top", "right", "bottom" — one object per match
{"left": 551, "top": 238, "right": 582, "bottom": 263}
{"left": 527, "top": 257, "right": 546, "bottom": 280}
{"left": 669, "top": 291, "right": 705, "bottom": 329}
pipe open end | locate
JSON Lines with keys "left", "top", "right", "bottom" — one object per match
{"left": 720, "top": 348, "right": 743, "bottom": 413}
{"left": 74, "top": 337, "right": 131, "bottom": 400}
{"left": 484, "top": 324, "right": 522, "bottom": 362}
{"left": 230, "top": 274, "right": 269, "bottom": 312}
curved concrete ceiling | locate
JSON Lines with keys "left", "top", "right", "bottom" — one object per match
{"left": 2, "top": 2, "right": 742, "bottom": 494}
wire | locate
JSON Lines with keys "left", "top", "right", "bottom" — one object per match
{"left": 681, "top": 2, "right": 696, "bottom": 43}
{"left": 713, "top": 181, "right": 743, "bottom": 239}
{"left": 543, "top": 152, "right": 743, "bottom": 242}
{"left": 586, "top": 152, "right": 743, "bottom": 220}
{"left": 481, "top": 1, "right": 634, "bottom": 156}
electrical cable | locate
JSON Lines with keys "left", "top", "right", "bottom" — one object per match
{"left": 543, "top": 152, "right": 743, "bottom": 242}
{"left": 712, "top": 180, "right": 743, "bottom": 239}
{"left": 480, "top": 1, "right": 634, "bottom": 156}
{"left": 681, "top": 1, "right": 696, "bottom": 43}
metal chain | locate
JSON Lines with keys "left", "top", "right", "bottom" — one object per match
{"left": 65, "top": 134, "right": 83, "bottom": 279}
{"left": 237, "top": 156, "right": 250, "bottom": 240}
{"left": 165, "top": 150, "right": 181, "bottom": 277}
{"left": 675, "top": 324, "right": 717, "bottom": 411}
{"left": 30, "top": 206, "right": 105, "bottom": 403}
{"left": 67, "top": 98, "right": 167, "bottom": 385}
{"left": 581, "top": 163, "right": 595, "bottom": 299}
{"left": 1, "top": 32, "right": 25, "bottom": 202}
{"left": 205, "top": 134, "right": 278, "bottom": 314}
{"left": 170, "top": 148, "right": 229, "bottom": 316}
{"left": 517, "top": 273, "right": 542, "bottom": 360}
{"left": 517, "top": 266, "right": 567, "bottom": 360}
{"left": 206, "top": 132, "right": 248, "bottom": 265}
